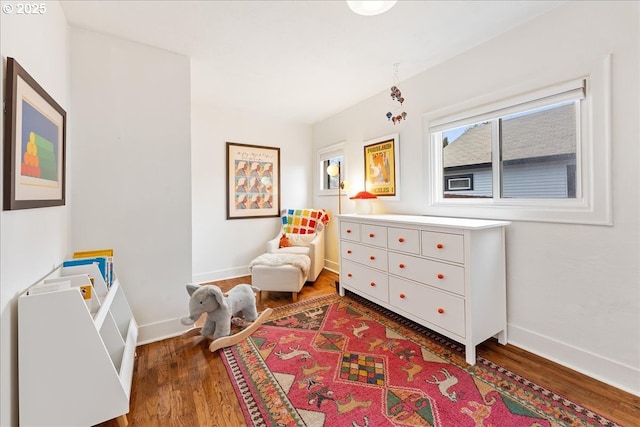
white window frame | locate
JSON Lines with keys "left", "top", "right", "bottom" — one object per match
{"left": 445, "top": 174, "right": 473, "bottom": 192}
{"left": 317, "top": 141, "right": 345, "bottom": 196}
{"left": 423, "top": 55, "right": 612, "bottom": 226}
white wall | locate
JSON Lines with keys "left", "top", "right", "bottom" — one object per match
{"left": 69, "top": 28, "right": 192, "bottom": 344}
{"left": 1, "top": 6, "right": 636, "bottom": 426}
{"left": 0, "top": 3, "right": 70, "bottom": 426}
{"left": 191, "top": 104, "right": 312, "bottom": 284}
{"left": 313, "top": 1, "right": 639, "bottom": 395}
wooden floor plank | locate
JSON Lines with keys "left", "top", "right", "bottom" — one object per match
{"left": 95, "top": 270, "right": 639, "bottom": 427}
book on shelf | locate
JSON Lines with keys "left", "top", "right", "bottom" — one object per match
{"left": 66, "top": 249, "right": 114, "bottom": 288}
{"left": 61, "top": 263, "right": 107, "bottom": 296}
{"left": 74, "top": 248, "right": 114, "bottom": 288}
{"left": 72, "top": 249, "right": 113, "bottom": 258}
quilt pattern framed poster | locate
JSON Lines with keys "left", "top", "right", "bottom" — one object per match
{"left": 226, "top": 142, "right": 280, "bottom": 219}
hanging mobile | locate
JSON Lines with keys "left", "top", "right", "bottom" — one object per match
{"left": 385, "top": 63, "right": 407, "bottom": 124}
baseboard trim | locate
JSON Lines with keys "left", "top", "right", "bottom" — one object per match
{"left": 508, "top": 323, "right": 640, "bottom": 396}
{"left": 193, "top": 261, "right": 340, "bottom": 286}
{"left": 137, "top": 317, "right": 190, "bottom": 345}
{"left": 192, "top": 266, "right": 250, "bottom": 285}
{"left": 324, "top": 259, "right": 339, "bottom": 273}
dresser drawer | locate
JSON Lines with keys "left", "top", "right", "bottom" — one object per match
{"left": 421, "top": 231, "right": 464, "bottom": 264}
{"left": 388, "top": 252, "right": 465, "bottom": 296}
{"left": 336, "top": 214, "right": 509, "bottom": 367}
{"left": 340, "top": 221, "right": 361, "bottom": 241}
{"left": 387, "top": 227, "right": 420, "bottom": 254}
{"left": 341, "top": 241, "right": 388, "bottom": 272}
{"left": 389, "top": 276, "right": 465, "bottom": 337}
{"left": 341, "top": 259, "right": 389, "bottom": 303}
{"left": 361, "top": 224, "right": 387, "bottom": 248}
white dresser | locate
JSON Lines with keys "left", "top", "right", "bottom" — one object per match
{"left": 337, "top": 214, "right": 510, "bottom": 365}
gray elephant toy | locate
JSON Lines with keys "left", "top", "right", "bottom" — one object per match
{"left": 180, "top": 283, "right": 259, "bottom": 339}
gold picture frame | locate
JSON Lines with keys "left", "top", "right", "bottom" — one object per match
{"left": 363, "top": 134, "right": 399, "bottom": 198}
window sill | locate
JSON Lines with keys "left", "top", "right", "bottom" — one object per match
{"left": 425, "top": 198, "right": 612, "bottom": 226}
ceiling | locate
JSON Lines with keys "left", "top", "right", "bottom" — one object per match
{"left": 60, "top": 1, "right": 563, "bottom": 125}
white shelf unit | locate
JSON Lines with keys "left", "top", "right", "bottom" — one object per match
{"left": 18, "top": 263, "right": 138, "bottom": 426}
{"left": 337, "top": 214, "right": 510, "bottom": 365}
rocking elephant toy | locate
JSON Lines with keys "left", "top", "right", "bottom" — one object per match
{"left": 181, "top": 283, "right": 273, "bottom": 352}
{"left": 181, "top": 283, "right": 260, "bottom": 339}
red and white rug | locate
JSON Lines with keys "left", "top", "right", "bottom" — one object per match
{"left": 221, "top": 293, "right": 620, "bottom": 427}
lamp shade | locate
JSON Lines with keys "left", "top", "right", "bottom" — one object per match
{"left": 349, "top": 191, "right": 377, "bottom": 199}
{"left": 350, "top": 191, "right": 377, "bottom": 214}
{"left": 326, "top": 163, "right": 339, "bottom": 177}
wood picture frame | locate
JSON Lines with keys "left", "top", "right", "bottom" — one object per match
{"left": 226, "top": 142, "right": 280, "bottom": 219}
{"left": 3, "top": 57, "right": 66, "bottom": 210}
{"left": 363, "top": 133, "right": 399, "bottom": 198}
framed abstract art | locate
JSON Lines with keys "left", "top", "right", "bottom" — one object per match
{"left": 3, "top": 57, "right": 66, "bottom": 210}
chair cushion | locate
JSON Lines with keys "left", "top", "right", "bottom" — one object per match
{"left": 286, "top": 233, "right": 316, "bottom": 247}
{"left": 276, "top": 246, "right": 310, "bottom": 256}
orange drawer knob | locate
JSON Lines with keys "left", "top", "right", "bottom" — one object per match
{"left": 347, "top": 250, "right": 352, "bottom": 254}
{"left": 347, "top": 229, "right": 352, "bottom": 233}
{"left": 399, "top": 263, "right": 405, "bottom": 269}
{"left": 369, "top": 233, "right": 375, "bottom": 238}
{"left": 436, "top": 243, "right": 444, "bottom": 249}
{"left": 399, "top": 293, "right": 406, "bottom": 299}
{"left": 370, "top": 282, "right": 376, "bottom": 287}
{"left": 437, "top": 308, "right": 445, "bottom": 314}
{"left": 370, "top": 255, "right": 376, "bottom": 260}
{"left": 398, "top": 237, "right": 405, "bottom": 242}
{"left": 437, "top": 274, "right": 444, "bottom": 279}
{"left": 347, "top": 273, "right": 353, "bottom": 277}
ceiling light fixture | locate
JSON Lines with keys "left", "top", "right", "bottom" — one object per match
{"left": 347, "top": 1, "right": 397, "bottom": 16}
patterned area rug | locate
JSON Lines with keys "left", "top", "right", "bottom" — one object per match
{"left": 221, "top": 293, "right": 620, "bottom": 427}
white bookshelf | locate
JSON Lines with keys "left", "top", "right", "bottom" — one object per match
{"left": 18, "top": 263, "right": 138, "bottom": 426}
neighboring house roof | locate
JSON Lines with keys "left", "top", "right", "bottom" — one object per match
{"left": 443, "top": 104, "right": 576, "bottom": 168}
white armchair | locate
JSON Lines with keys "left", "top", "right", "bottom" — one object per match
{"left": 266, "top": 228, "right": 325, "bottom": 282}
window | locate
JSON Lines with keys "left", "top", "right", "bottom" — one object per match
{"left": 323, "top": 157, "right": 343, "bottom": 190}
{"left": 425, "top": 56, "right": 612, "bottom": 225}
{"left": 439, "top": 101, "right": 579, "bottom": 200}
{"left": 445, "top": 174, "right": 474, "bottom": 192}
{"left": 318, "top": 142, "right": 345, "bottom": 195}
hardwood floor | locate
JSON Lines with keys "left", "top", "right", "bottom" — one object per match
{"left": 96, "top": 270, "right": 639, "bottom": 427}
